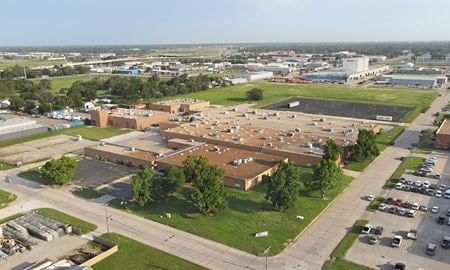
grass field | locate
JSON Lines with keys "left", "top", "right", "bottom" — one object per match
{"left": 35, "top": 208, "right": 97, "bottom": 234}
{"left": 93, "top": 233, "right": 208, "bottom": 270}
{"left": 0, "top": 125, "right": 131, "bottom": 148}
{"left": 157, "top": 82, "right": 437, "bottom": 123}
{"left": 110, "top": 167, "right": 353, "bottom": 256}
{"left": 38, "top": 74, "right": 113, "bottom": 93}
{"left": 72, "top": 187, "right": 104, "bottom": 199}
{"left": 0, "top": 58, "right": 67, "bottom": 69}
{"left": 344, "top": 127, "right": 405, "bottom": 172}
{"left": 0, "top": 189, "right": 17, "bottom": 209}
{"left": 384, "top": 156, "right": 425, "bottom": 189}
{"left": 322, "top": 219, "right": 373, "bottom": 270}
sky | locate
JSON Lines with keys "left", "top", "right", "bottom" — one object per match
{"left": 0, "top": 0, "right": 449, "bottom": 46}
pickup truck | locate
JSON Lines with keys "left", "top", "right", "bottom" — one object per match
{"left": 407, "top": 229, "right": 419, "bottom": 240}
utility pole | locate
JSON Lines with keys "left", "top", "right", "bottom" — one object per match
{"left": 23, "top": 67, "right": 27, "bottom": 79}
{"left": 104, "top": 203, "right": 110, "bottom": 233}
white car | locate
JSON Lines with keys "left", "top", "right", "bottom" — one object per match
{"left": 411, "top": 202, "right": 420, "bottom": 210}
{"left": 378, "top": 203, "right": 386, "bottom": 211}
{"left": 392, "top": 235, "right": 403, "bottom": 247}
{"left": 398, "top": 208, "right": 407, "bottom": 216}
{"left": 362, "top": 224, "right": 373, "bottom": 234}
{"left": 423, "top": 181, "right": 430, "bottom": 188}
{"left": 436, "top": 190, "right": 442, "bottom": 198}
{"left": 414, "top": 181, "right": 422, "bottom": 187}
{"left": 395, "top": 183, "right": 403, "bottom": 190}
{"left": 367, "top": 195, "right": 375, "bottom": 201}
{"left": 431, "top": 206, "right": 439, "bottom": 214}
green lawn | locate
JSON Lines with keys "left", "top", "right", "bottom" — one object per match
{"left": 0, "top": 161, "right": 14, "bottom": 170}
{"left": 322, "top": 219, "right": 373, "bottom": 270}
{"left": 35, "top": 74, "right": 113, "bottom": 94}
{"left": 34, "top": 208, "right": 97, "bottom": 234}
{"left": 0, "top": 189, "right": 17, "bottom": 209}
{"left": 110, "top": 167, "right": 353, "bottom": 256}
{"left": 0, "top": 58, "right": 67, "bottom": 69}
{"left": 367, "top": 196, "right": 384, "bottom": 212}
{"left": 156, "top": 82, "right": 437, "bottom": 123}
{"left": 72, "top": 187, "right": 104, "bottom": 199}
{"left": 384, "top": 156, "right": 425, "bottom": 189}
{"left": 344, "top": 127, "right": 405, "bottom": 172}
{"left": 93, "top": 233, "right": 208, "bottom": 270}
{"left": 0, "top": 125, "right": 131, "bottom": 148}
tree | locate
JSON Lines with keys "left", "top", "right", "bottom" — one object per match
{"left": 265, "top": 161, "right": 301, "bottom": 211}
{"left": 182, "top": 155, "right": 209, "bottom": 182}
{"left": 40, "top": 156, "right": 77, "bottom": 185}
{"left": 185, "top": 156, "right": 227, "bottom": 215}
{"left": 163, "top": 165, "right": 185, "bottom": 194}
{"left": 313, "top": 159, "right": 343, "bottom": 199}
{"left": 350, "top": 129, "right": 380, "bottom": 162}
{"left": 131, "top": 167, "right": 154, "bottom": 206}
{"left": 323, "top": 139, "right": 342, "bottom": 161}
{"left": 246, "top": 88, "right": 264, "bottom": 101}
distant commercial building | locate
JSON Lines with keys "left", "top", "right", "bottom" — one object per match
{"left": 227, "top": 77, "right": 248, "bottom": 85}
{"left": 376, "top": 75, "right": 447, "bottom": 88}
{"left": 342, "top": 57, "right": 370, "bottom": 73}
{"left": 238, "top": 71, "right": 273, "bottom": 81}
{"left": 90, "top": 108, "right": 169, "bottom": 129}
{"left": 0, "top": 117, "right": 47, "bottom": 142}
{"left": 112, "top": 69, "right": 141, "bottom": 75}
{"left": 150, "top": 99, "right": 210, "bottom": 114}
{"left": 368, "top": 55, "right": 387, "bottom": 62}
{"left": 396, "top": 67, "right": 444, "bottom": 75}
{"left": 301, "top": 71, "right": 347, "bottom": 82}
{"left": 245, "top": 63, "right": 293, "bottom": 75}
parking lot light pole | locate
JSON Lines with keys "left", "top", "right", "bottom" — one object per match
{"left": 104, "top": 203, "right": 110, "bottom": 233}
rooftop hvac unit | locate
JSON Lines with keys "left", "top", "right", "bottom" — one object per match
{"left": 157, "top": 153, "right": 164, "bottom": 158}
{"left": 312, "top": 122, "right": 318, "bottom": 126}
{"left": 294, "top": 128, "right": 302, "bottom": 133}
{"left": 292, "top": 115, "right": 297, "bottom": 118}
{"left": 320, "top": 117, "right": 326, "bottom": 122}
{"left": 130, "top": 147, "right": 135, "bottom": 151}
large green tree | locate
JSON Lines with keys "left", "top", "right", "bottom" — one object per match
{"left": 246, "top": 88, "right": 264, "bottom": 101}
{"left": 323, "top": 139, "right": 342, "bottom": 161}
{"left": 350, "top": 129, "right": 380, "bottom": 162}
{"left": 182, "top": 155, "right": 210, "bottom": 182}
{"left": 264, "top": 161, "right": 301, "bottom": 211}
{"left": 313, "top": 159, "right": 343, "bottom": 199}
{"left": 40, "top": 156, "right": 77, "bottom": 185}
{"left": 131, "top": 167, "right": 154, "bottom": 206}
{"left": 186, "top": 156, "right": 227, "bottom": 215}
{"left": 163, "top": 165, "right": 185, "bottom": 194}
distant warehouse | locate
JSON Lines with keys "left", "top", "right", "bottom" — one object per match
{"left": 0, "top": 117, "right": 47, "bottom": 142}
{"left": 376, "top": 75, "right": 447, "bottom": 88}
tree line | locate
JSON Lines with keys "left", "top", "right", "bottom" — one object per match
{"left": 0, "top": 64, "right": 90, "bottom": 79}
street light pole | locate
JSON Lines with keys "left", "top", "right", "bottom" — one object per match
{"left": 104, "top": 203, "right": 110, "bottom": 233}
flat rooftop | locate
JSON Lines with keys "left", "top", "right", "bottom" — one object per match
{"left": 163, "top": 104, "right": 383, "bottom": 156}
{"left": 152, "top": 98, "right": 207, "bottom": 106}
{"left": 158, "top": 143, "right": 285, "bottom": 180}
{"left": 87, "top": 143, "right": 159, "bottom": 162}
{"left": 109, "top": 108, "right": 166, "bottom": 120}
{"left": 0, "top": 117, "right": 44, "bottom": 135}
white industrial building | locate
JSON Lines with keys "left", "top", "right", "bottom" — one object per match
{"left": 226, "top": 71, "right": 273, "bottom": 84}
{"left": 375, "top": 75, "right": 447, "bottom": 88}
{"left": 245, "top": 63, "right": 293, "bottom": 75}
{"left": 342, "top": 57, "right": 370, "bottom": 73}
{"left": 0, "top": 117, "right": 47, "bottom": 141}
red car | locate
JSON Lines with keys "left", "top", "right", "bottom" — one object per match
{"left": 394, "top": 199, "right": 403, "bottom": 206}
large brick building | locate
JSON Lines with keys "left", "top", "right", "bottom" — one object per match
{"left": 90, "top": 108, "right": 169, "bottom": 130}
{"left": 435, "top": 119, "right": 450, "bottom": 149}
{"left": 149, "top": 99, "right": 210, "bottom": 114}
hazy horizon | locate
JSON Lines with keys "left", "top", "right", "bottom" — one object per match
{"left": 1, "top": 0, "right": 450, "bottom": 46}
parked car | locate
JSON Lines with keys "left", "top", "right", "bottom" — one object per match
{"left": 378, "top": 203, "right": 386, "bottom": 211}
{"left": 367, "top": 194, "right": 375, "bottom": 201}
{"left": 431, "top": 206, "right": 439, "bottom": 213}
{"left": 398, "top": 208, "right": 407, "bottom": 216}
{"left": 395, "top": 183, "right": 403, "bottom": 190}
{"left": 369, "top": 235, "right": 379, "bottom": 245}
{"left": 423, "top": 181, "right": 430, "bottom": 188}
{"left": 441, "top": 236, "right": 450, "bottom": 249}
{"left": 394, "top": 199, "right": 403, "bottom": 206}
{"left": 407, "top": 210, "right": 417, "bottom": 218}
{"left": 407, "top": 229, "right": 418, "bottom": 240}
{"left": 436, "top": 190, "right": 442, "bottom": 198}
{"left": 430, "top": 184, "right": 437, "bottom": 190}
{"left": 385, "top": 197, "right": 394, "bottom": 204}
{"left": 420, "top": 205, "right": 428, "bottom": 212}
{"left": 438, "top": 216, "right": 445, "bottom": 225}
{"left": 392, "top": 235, "right": 403, "bottom": 247}
{"left": 414, "top": 181, "right": 422, "bottom": 187}
{"left": 426, "top": 243, "right": 437, "bottom": 256}
{"left": 395, "top": 262, "right": 406, "bottom": 270}
{"left": 406, "top": 180, "right": 413, "bottom": 185}
{"left": 447, "top": 208, "right": 450, "bottom": 216}
{"left": 402, "top": 185, "right": 411, "bottom": 192}
{"left": 389, "top": 207, "right": 397, "bottom": 214}
{"left": 427, "top": 189, "right": 435, "bottom": 196}
{"left": 445, "top": 189, "right": 450, "bottom": 199}
{"left": 373, "top": 226, "right": 384, "bottom": 235}
{"left": 362, "top": 224, "right": 373, "bottom": 234}
{"left": 439, "top": 184, "right": 446, "bottom": 191}
{"left": 411, "top": 202, "right": 420, "bottom": 210}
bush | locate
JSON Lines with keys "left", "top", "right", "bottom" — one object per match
{"left": 246, "top": 88, "right": 264, "bottom": 100}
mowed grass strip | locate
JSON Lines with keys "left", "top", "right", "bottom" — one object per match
{"left": 72, "top": 187, "right": 104, "bottom": 199}
{"left": 367, "top": 196, "right": 384, "bottom": 212}
{"left": 34, "top": 208, "right": 97, "bottom": 234}
{"left": 322, "top": 219, "right": 373, "bottom": 270}
{"left": 93, "top": 233, "right": 208, "bottom": 270}
{"left": 384, "top": 156, "right": 425, "bottom": 189}
{"left": 156, "top": 82, "right": 437, "bottom": 123}
{"left": 0, "top": 189, "right": 17, "bottom": 209}
{"left": 18, "top": 169, "right": 53, "bottom": 185}
{"left": 0, "top": 125, "right": 131, "bottom": 148}
{"left": 111, "top": 167, "right": 354, "bottom": 256}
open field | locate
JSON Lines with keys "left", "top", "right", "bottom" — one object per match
{"left": 38, "top": 74, "right": 113, "bottom": 93}
{"left": 264, "top": 97, "right": 413, "bottom": 122}
{"left": 322, "top": 219, "right": 373, "bottom": 270}
{"left": 384, "top": 156, "right": 425, "bottom": 189}
{"left": 0, "top": 189, "right": 16, "bottom": 209}
{"left": 0, "top": 125, "right": 131, "bottom": 149}
{"left": 93, "top": 233, "right": 208, "bottom": 270}
{"left": 111, "top": 167, "right": 354, "bottom": 256}
{"left": 34, "top": 208, "right": 97, "bottom": 234}
{"left": 157, "top": 82, "right": 438, "bottom": 123}
{"left": 0, "top": 58, "right": 67, "bottom": 69}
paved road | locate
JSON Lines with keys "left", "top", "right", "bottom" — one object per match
{"left": 0, "top": 89, "right": 448, "bottom": 270}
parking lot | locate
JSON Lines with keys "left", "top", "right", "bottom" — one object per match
{"left": 346, "top": 155, "right": 450, "bottom": 270}
{"left": 74, "top": 158, "right": 135, "bottom": 200}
